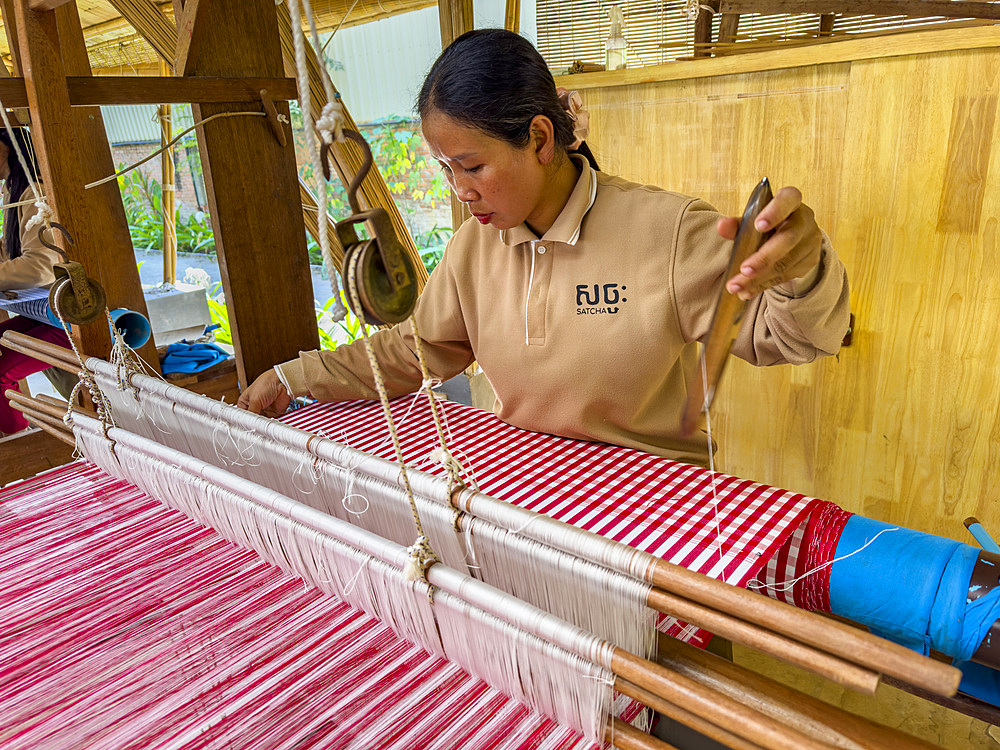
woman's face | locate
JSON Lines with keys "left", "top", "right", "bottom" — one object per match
{"left": 422, "top": 110, "right": 554, "bottom": 232}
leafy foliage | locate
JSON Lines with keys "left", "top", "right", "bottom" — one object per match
{"left": 119, "top": 169, "right": 216, "bottom": 254}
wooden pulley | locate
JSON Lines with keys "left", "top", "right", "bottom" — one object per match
{"left": 338, "top": 207, "right": 418, "bottom": 326}
{"left": 40, "top": 223, "right": 106, "bottom": 325}
{"left": 681, "top": 177, "right": 774, "bottom": 436}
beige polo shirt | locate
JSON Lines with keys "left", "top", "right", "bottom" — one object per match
{"left": 279, "top": 158, "right": 849, "bottom": 465}
{"left": 0, "top": 186, "right": 60, "bottom": 291}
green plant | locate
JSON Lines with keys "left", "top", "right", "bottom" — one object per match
{"left": 119, "top": 167, "right": 217, "bottom": 254}
{"left": 317, "top": 292, "right": 376, "bottom": 350}
{"left": 203, "top": 289, "right": 372, "bottom": 352}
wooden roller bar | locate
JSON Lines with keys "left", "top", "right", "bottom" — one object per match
{"left": 647, "top": 559, "right": 961, "bottom": 696}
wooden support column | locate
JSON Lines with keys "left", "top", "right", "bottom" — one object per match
{"left": 184, "top": 0, "right": 319, "bottom": 387}
{"left": 693, "top": 1, "right": 720, "bottom": 58}
{"left": 13, "top": 2, "right": 158, "bottom": 370}
{"left": 819, "top": 13, "right": 836, "bottom": 37}
{"left": 438, "top": 0, "right": 474, "bottom": 230}
{"left": 718, "top": 13, "right": 740, "bottom": 45}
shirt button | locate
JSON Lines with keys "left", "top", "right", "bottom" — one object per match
{"left": 537, "top": 245, "right": 547, "bottom": 254}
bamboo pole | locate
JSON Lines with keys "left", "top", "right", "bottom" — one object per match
{"left": 35, "top": 392, "right": 97, "bottom": 418}
{"left": 437, "top": 0, "right": 473, "bottom": 233}
{"left": 7, "top": 395, "right": 75, "bottom": 445}
{"left": 654, "top": 634, "right": 944, "bottom": 750}
{"left": 22, "top": 413, "right": 75, "bottom": 446}
{"left": 159, "top": 58, "right": 177, "bottom": 285}
{"left": 610, "top": 649, "right": 833, "bottom": 750}
{"left": 503, "top": 0, "right": 520, "bottom": 33}
{"left": 616, "top": 678, "right": 763, "bottom": 750}
{"left": 6, "top": 390, "right": 71, "bottom": 422}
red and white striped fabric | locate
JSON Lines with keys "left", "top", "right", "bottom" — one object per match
{"left": 0, "top": 398, "right": 831, "bottom": 749}
{"left": 285, "top": 398, "right": 826, "bottom": 640}
{"left": 0, "top": 463, "right": 593, "bottom": 750}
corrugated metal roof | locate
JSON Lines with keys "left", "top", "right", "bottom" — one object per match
{"left": 102, "top": 104, "right": 195, "bottom": 146}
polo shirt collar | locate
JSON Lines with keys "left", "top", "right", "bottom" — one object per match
{"left": 500, "top": 154, "right": 598, "bottom": 247}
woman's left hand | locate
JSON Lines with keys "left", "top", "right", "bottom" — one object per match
{"left": 717, "top": 186, "right": 822, "bottom": 301}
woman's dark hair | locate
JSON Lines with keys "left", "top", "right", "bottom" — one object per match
{"left": 0, "top": 127, "right": 41, "bottom": 260}
{"left": 418, "top": 29, "right": 599, "bottom": 171}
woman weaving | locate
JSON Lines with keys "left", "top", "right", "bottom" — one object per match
{"left": 0, "top": 126, "right": 68, "bottom": 437}
{"left": 239, "top": 29, "right": 850, "bottom": 466}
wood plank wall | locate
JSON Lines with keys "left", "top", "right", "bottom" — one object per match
{"left": 566, "top": 30, "right": 1000, "bottom": 540}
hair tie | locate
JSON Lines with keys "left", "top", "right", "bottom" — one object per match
{"left": 555, "top": 87, "right": 590, "bottom": 150}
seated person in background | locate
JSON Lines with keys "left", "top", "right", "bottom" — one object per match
{"left": 0, "top": 126, "right": 70, "bottom": 437}
{"left": 239, "top": 29, "right": 850, "bottom": 467}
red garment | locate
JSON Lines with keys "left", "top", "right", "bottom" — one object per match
{"left": 0, "top": 315, "right": 71, "bottom": 435}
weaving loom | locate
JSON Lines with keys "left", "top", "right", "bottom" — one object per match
{"left": 1, "top": 335, "right": 973, "bottom": 750}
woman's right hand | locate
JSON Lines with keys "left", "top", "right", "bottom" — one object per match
{"left": 237, "top": 369, "right": 292, "bottom": 417}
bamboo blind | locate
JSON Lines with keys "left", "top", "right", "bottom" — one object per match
{"left": 536, "top": 0, "right": 981, "bottom": 69}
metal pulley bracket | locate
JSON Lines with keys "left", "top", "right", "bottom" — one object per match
{"left": 40, "top": 223, "right": 106, "bottom": 325}
{"left": 337, "top": 207, "right": 417, "bottom": 326}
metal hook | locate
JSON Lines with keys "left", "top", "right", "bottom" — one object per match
{"left": 38, "top": 222, "right": 74, "bottom": 262}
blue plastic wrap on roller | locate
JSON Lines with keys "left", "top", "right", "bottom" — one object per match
{"left": 830, "top": 515, "right": 1000, "bottom": 704}
{"left": 0, "top": 287, "right": 152, "bottom": 349}
{"left": 0, "top": 287, "right": 60, "bottom": 326}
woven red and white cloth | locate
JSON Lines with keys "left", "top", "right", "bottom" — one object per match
{"left": 285, "top": 398, "right": 830, "bottom": 637}
{"left": 1, "top": 398, "right": 835, "bottom": 749}
{"left": 0, "top": 463, "right": 594, "bottom": 750}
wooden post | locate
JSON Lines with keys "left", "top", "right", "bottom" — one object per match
{"left": 12, "top": 2, "right": 158, "bottom": 371}
{"left": 184, "top": 0, "right": 319, "bottom": 387}
{"left": 718, "top": 13, "right": 741, "bottom": 45}
{"left": 819, "top": 14, "right": 836, "bottom": 37}
{"left": 438, "top": 0, "right": 474, "bottom": 231}
{"left": 159, "top": 59, "right": 177, "bottom": 285}
{"left": 693, "top": 1, "right": 720, "bottom": 58}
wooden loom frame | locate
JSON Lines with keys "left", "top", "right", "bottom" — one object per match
{"left": 0, "top": 0, "right": 429, "bottom": 485}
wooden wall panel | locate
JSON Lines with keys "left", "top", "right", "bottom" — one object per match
{"left": 577, "top": 42, "right": 1000, "bottom": 540}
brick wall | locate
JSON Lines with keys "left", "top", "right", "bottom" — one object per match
{"left": 111, "top": 142, "right": 204, "bottom": 217}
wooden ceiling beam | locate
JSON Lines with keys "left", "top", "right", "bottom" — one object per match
{"left": 174, "top": 0, "right": 206, "bottom": 75}
{"left": 105, "top": 0, "right": 177, "bottom": 62}
{"left": 0, "top": 75, "right": 296, "bottom": 108}
{"left": 27, "top": 0, "right": 73, "bottom": 9}
{"left": 720, "top": 0, "right": 1000, "bottom": 19}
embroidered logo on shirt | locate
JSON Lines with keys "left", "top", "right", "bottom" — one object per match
{"left": 576, "top": 284, "right": 627, "bottom": 315}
